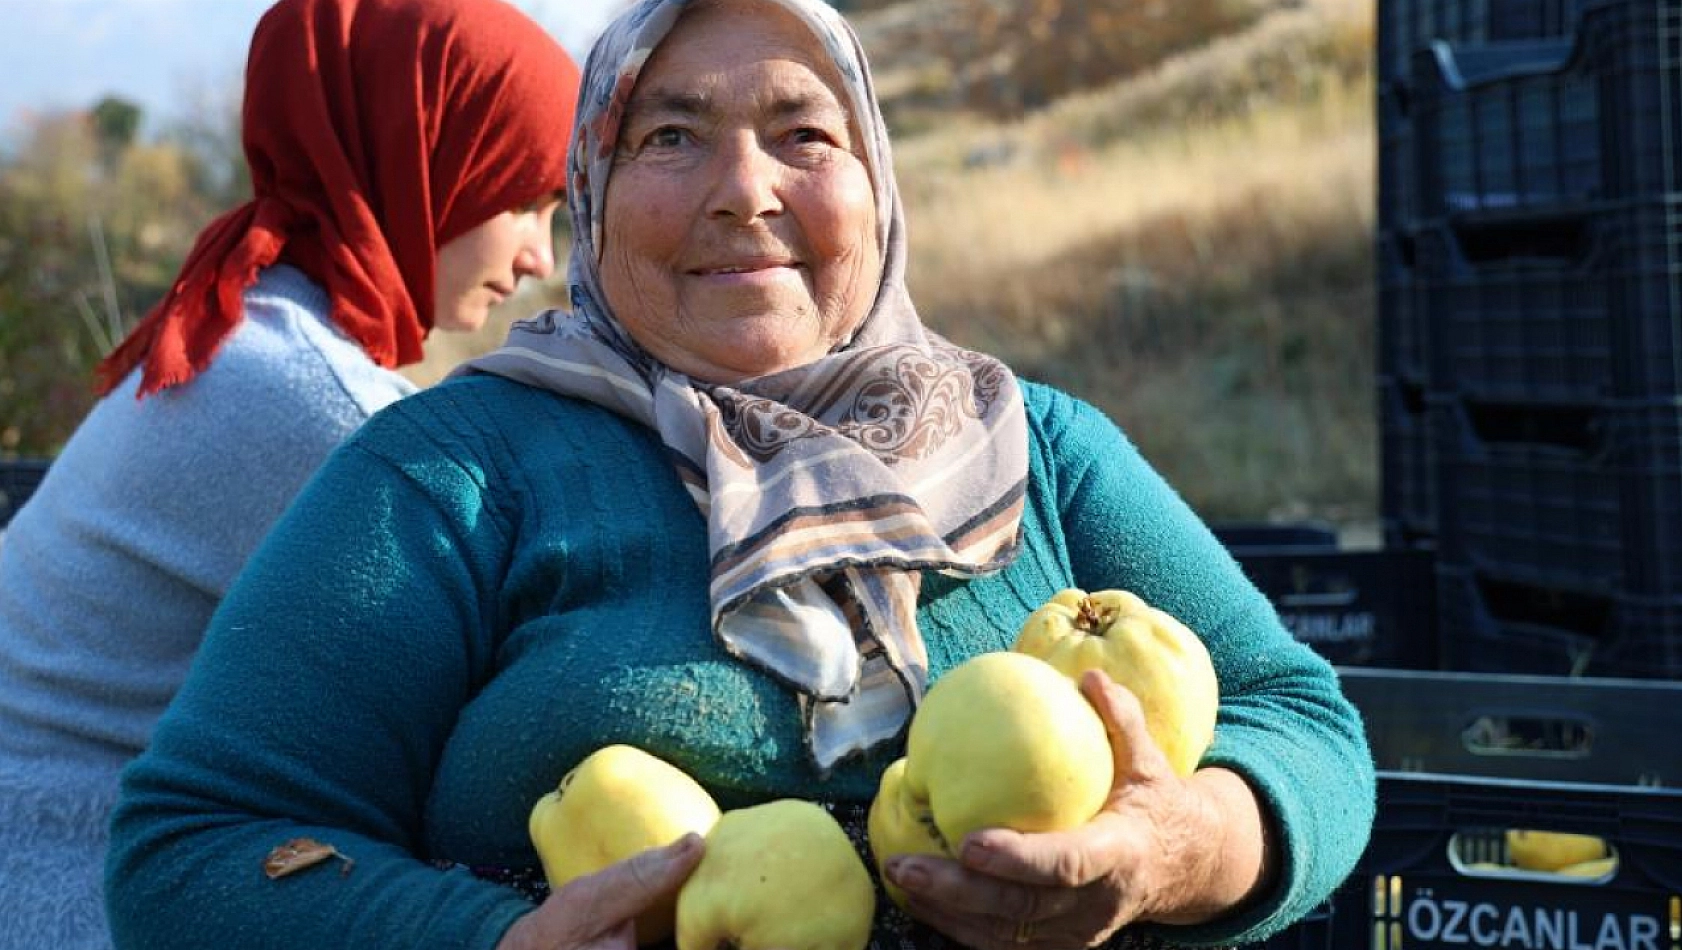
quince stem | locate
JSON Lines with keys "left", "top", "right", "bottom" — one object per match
{"left": 1076, "top": 597, "right": 1113, "bottom": 633}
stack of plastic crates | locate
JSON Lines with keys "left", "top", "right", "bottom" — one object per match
{"left": 1382, "top": 0, "right": 1682, "bottom": 679}
{"left": 1247, "top": 668, "right": 1682, "bottom": 949}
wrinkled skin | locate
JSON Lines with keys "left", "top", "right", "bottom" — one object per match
{"left": 498, "top": 836, "right": 706, "bottom": 950}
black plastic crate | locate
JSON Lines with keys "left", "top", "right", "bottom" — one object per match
{"left": 1379, "top": 377, "right": 1437, "bottom": 543}
{"left": 0, "top": 459, "right": 49, "bottom": 528}
{"left": 1604, "top": 198, "right": 1682, "bottom": 401}
{"left": 1412, "top": 37, "right": 1599, "bottom": 218}
{"left": 1339, "top": 666, "right": 1682, "bottom": 785}
{"left": 1414, "top": 214, "right": 1614, "bottom": 404}
{"left": 1435, "top": 398, "right": 1682, "bottom": 599}
{"left": 1381, "top": 0, "right": 1496, "bottom": 86}
{"left": 1488, "top": 0, "right": 1586, "bottom": 40}
{"left": 1595, "top": 594, "right": 1682, "bottom": 679}
{"left": 1434, "top": 201, "right": 1682, "bottom": 402}
{"left": 1218, "top": 537, "right": 1440, "bottom": 670}
{"left": 1248, "top": 669, "right": 1682, "bottom": 947}
{"left": 1212, "top": 522, "right": 1340, "bottom": 551}
{"left": 1436, "top": 565, "right": 1682, "bottom": 677}
{"left": 1431, "top": 399, "right": 1625, "bottom": 595}
{"left": 1324, "top": 669, "right": 1682, "bottom": 950}
{"left": 1379, "top": 0, "right": 1597, "bottom": 86}
{"left": 1378, "top": 86, "right": 1417, "bottom": 234}
{"left": 1437, "top": 566, "right": 1609, "bottom": 674}
{"left": 1349, "top": 775, "right": 1682, "bottom": 950}
{"left": 1378, "top": 232, "right": 1427, "bottom": 384}
{"left": 1412, "top": 0, "right": 1682, "bottom": 221}
{"left": 1415, "top": 199, "right": 1682, "bottom": 403}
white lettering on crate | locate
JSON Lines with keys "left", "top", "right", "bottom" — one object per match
{"left": 1280, "top": 611, "right": 1375, "bottom": 643}
{"left": 1404, "top": 892, "right": 1661, "bottom": 949}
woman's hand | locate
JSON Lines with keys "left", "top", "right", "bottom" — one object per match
{"left": 884, "top": 671, "right": 1275, "bottom": 949}
{"left": 497, "top": 834, "right": 705, "bottom": 950}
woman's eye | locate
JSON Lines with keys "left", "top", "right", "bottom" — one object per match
{"left": 788, "top": 127, "right": 834, "bottom": 146}
{"left": 643, "top": 126, "right": 689, "bottom": 149}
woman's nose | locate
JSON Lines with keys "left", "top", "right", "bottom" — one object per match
{"left": 515, "top": 228, "right": 556, "bottom": 280}
{"left": 707, "top": 134, "right": 783, "bottom": 222}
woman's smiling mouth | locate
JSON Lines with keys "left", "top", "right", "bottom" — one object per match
{"left": 690, "top": 259, "right": 802, "bottom": 285}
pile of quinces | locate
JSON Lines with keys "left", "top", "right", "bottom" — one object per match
{"left": 527, "top": 588, "right": 1220, "bottom": 950}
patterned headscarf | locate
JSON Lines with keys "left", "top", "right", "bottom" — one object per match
{"left": 97, "top": 0, "right": 579, "bottom": 397}
{"left": 462, "top": 0, "right": 1028, "bottom": 771}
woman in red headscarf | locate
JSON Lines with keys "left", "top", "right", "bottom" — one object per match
{"left": 0, "top": 1, "right": 578, "bottom": 945}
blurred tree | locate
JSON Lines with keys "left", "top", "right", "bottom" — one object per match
{"left": 90, "top": 96, "right": 143, "bottom": 162}
{"left": 0, "top": 106, "right": 217, "bottom": 456}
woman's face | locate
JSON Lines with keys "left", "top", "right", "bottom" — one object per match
{"left": 598, "top": 0, "right": 882, "bottom": 383}
{"left": 434, "top": 197, "right": 561, "bottom": 333}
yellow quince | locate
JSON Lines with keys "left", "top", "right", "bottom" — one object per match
{"left": 675, "top": 799, "right": 875, "bottom": 950}
{"left": 866, "top": 758, "right": 950, "bottom": 908}
{"left": 1506, "top": 829, "right": 1608, "bottom": 872}
{"left": 1014, "top": 588, "right": 1218, "bottom": 776}
{"left": 528, "top": 744, "right": 721, "bottom": 945}
{"left": 1554, "top": 855, "right": 1618, "bottom": 879}
{"left": 868, "top": 651, "right": 1114, "bottom": 907}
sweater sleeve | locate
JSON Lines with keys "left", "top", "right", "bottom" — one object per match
{"left": 104, "top": 408, "right": 531, "bottom": 950}
{"left": 1026, "top": 383, "right": 1375, "bottom": 947}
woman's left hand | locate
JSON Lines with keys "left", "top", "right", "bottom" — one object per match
{"left": 884, "top": 670, "right": 1268, "bottom": 949}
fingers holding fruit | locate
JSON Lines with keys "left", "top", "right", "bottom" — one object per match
{"left": 1078, "top": 669, "right": 1180, "bottom": 794}
{"left": 885, "top": 838, "right": 1132, "bottom": 950}
{"left": 500, "top": 835, "right": 706, "bottom": 950}
{"left": 527, "top": 745, "right": 722, "bottom": 945}
{"left": 527, "top": 746, "right": 875, "bottom": 950}
{"left": 868, "top": 588, "right": 1224, "bottom": 947}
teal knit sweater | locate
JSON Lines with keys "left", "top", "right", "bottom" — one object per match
{"left": 106, "top": 374, "right": 1373, "bottom": 949}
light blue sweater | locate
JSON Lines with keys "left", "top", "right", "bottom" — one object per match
{"left": 107, "top": 373, "right": 1375, "bottom": 950}
{"left": 0, "top": 265, "right": 417, "bottom": 950}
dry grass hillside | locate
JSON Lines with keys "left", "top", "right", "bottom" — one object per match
{"left": 411, "top": 0, "right": 1378, "bottom": 530}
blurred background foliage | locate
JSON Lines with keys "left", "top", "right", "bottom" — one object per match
{"left": 0, "top": 0, "right": 1375, "bottom": 530}
{"left": 0, "top": 84, "right": 243, "bottom": 456}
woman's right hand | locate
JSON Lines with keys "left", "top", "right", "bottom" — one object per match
{"left": 496, "top": 834, "right": 706, "bottom": 950}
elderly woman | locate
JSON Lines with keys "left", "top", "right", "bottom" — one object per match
{"left": 104, "top": 0, "right": 1374, "bottom": 947}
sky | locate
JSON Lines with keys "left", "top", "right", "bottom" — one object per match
{"left": 0, "top": 0, "right": 622, "bottom": 139}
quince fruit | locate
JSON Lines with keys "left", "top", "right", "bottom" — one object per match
{"left": 1554, "top": 855, "right": 1617, "bottom": 879}
{"left": 1014, "top": 588, "right": 1218, "bottom": 776}
{"left": 528, "top": 744, "right": 721, "bottom": 945}
{"left": 675, "top": 799, "right": 875, "bottom": 950}
{"left": 1506, "top": 829, "right": 1608, "bottom": 872}
{"left": 866, "top": 758, "right": 949, "bottom": 908}
{"left": 868, "top": 651, "right": 1114, "bottom": 907}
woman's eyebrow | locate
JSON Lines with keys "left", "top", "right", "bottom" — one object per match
{"left": 625, "top": 89, "right": 710, "bottom": 122}
{"left": 624, "top": 88, "right": 846, "bottom": 123}
{"left": 768, "top": 91, "right": 846, "bottom": 122}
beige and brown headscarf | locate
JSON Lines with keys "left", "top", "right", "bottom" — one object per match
{"left": 461, "top": 0, "right": 1027, "bottom": 771}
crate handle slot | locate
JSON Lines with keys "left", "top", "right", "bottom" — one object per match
{"left": 1460, "top": 401, "right": 1606, "bottom": 454}
{"left": 1461, "top": 711, "right": 1595, "bottom": 760}
{"left": 1449, "top": 212, "right": 1595, "bottom": 267}
{"left": 1447, "top": 829, "right": 1617, "bottom": 885}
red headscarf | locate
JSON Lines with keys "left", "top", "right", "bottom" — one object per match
{"left": 96, "top": 0, "right": 580, "bottom": 397}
